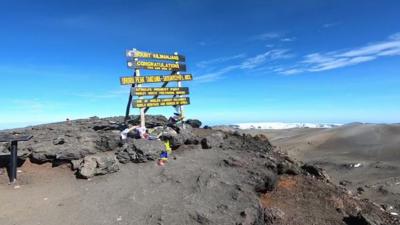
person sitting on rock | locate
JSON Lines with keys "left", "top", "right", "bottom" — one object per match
{"left": 168, "top": 113, "right": 184, "bottom": 125}
{"left": 120, "top": 124, "right": 148, "bottom": 140}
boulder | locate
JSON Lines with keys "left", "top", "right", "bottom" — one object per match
{"left": 343, "top": 212, "right": 383, "bottom": 225}
{"left": 52, "top": 137, "right": 65, "bottom": 145}
{"left": 185, "top": 119, "right": 202, "bottom": 128}
{"left": 95, "top": 132, "right": 122, "bottom": 151}
{"left": 301, "top": 164, "right": 330, "bottom": 181}
{"left": 129, "top": 115, "right": 168, "bottom": 128}
{"left": 254, "top": 171, "right": 278, "bottom": 193}
{"left": 29, "top": 131, "right": 102, "bottom": 163}
{"left": 76, "top": 153, "right": 120, "bottom": 179}
{"left": 201, "top": 132, "right": 225, "bottom": 149}
{"left": 116, "top": 139, "right": 166, "bottom": 163}
{"left": 277, "top": 160, "right": 301, "bottom": 175}
{"left": 264, "top": 207, "right": 285, "bottom": 224}
{"left": 132, "top": 139, "right": 166, "bottom": 162}
{"left": 159, "top": 125, "right": 198, "bottom": 149}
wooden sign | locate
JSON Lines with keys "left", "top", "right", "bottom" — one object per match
{"left": 133, "top": 97, "right": 190, "bottom": 108}
{"left": 132, "top": 87, "right": 189, "bottom": 96}
{"left": 127, "top": 60, "right": 186, "bottom": 71}
{"left": 127, "top": 50, "right": 185, "bottom": 62}
{"left": 120, "top": 74, "right": 193, "bottom": 85}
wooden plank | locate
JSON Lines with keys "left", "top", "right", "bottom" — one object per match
{"left": 120, "top": 74, "right": 192, "bottom": 85}
{"left": 133, "top": 97, "right": 190, "bottom": 108}
{"left": 0, "top": 134, "right": 32, "bottom": 142}
{"left": 128, "top": 60, "right": 186, "bottom": 71}
{"left": 127, "top": 50, "right": 185, "bottom": 62}
{"left": 132, "top": 87, "right": 189, "bottom": 96}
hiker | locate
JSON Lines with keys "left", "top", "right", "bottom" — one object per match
{"left": 120, "top": 125, "right": 147, "bottom": 141}
{"left": 158, "top": 140, "right": 172, "bottom": 166}
{"left": 168, "top": 112, "right": 183, "bottom": 125}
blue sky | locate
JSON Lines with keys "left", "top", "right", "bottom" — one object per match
{"left": 1, "top": 0, "right": 400, "bottom": 128}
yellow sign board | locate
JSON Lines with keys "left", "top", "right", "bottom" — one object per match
{"left": 127, "top": 50, "right": 185, "bottom": 62}
{"left": 128, "top": 60, "right": 186, "bottom": 71}
{"left": 133, "top": 97, "right": 190, "bottom": 108}
{"left": 120, "top": 74, "right": 193, "bottom": 85}
{"left": 132, "top": 87, "right": 189, "bottom": 96}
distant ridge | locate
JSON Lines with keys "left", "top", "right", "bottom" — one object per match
{"left": 236, "top": 122, "right": 342, "bottom": 129}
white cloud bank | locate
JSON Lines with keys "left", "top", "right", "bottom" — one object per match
{"left": 195, "top": 49, "right": 293, "bottom": 82}
{"left": 280, "top": 32, "right": 400, "bottom": 74}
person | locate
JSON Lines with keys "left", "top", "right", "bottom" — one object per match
{"left": 120, "top": 124, "right": 136, "bottom": 141}
{"left": 120, "top": 125, "right": 147, "bottom": 141}
{"left": 168, "top": 113, "right": 183, "bottom": 125}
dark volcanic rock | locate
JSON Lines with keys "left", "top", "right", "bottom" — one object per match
{"left": 116, "top": 139, "right": 166, "bottom": 163}
{"left": 160, "top": 125, "right": 199, "bottom": 149}
{"left": 201, "top": 132, "right": 225, "bottom": 149}
{"left": 301, "top": 164, "right": 330, "bottom": 181}
{"left": 185, "top": 119, "right": 202, "bottom": 128}
{"left": 277, "top": 160, "right": 301, "bottom": 175}
{"left": 76, "top": 153, "right": 119, "bottom": 178}
{"left": 52, "top": 137, "right": 65, "bottom": 145}
{"left": 132, "top": 139, "right": 165, "bottom": 162}
{"left": 343, "top": 212, "right": 383, "bottom": 225}
{"left": 254, "top": 171, "right": 278, "bottom": 193}
{"left": 264, "top": 207, "right": 285, "bottom": 224}
{"left": 128, "top": 115, "right": 168, "bottom": 128}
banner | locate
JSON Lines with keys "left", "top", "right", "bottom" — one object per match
{"left": 127, "top": 50, "right": 185, "bottom": 62}
{"left": 128, "top": 60, "right": 186, "bottom": 71}
{"left": 120, "top": 74, "right": 193, "bottom": 85}
{"left": 133, "top": 97, "right": 190, "bottom": 108}
{"left": 132, "top": 87, "right": 189, "bottom": 96}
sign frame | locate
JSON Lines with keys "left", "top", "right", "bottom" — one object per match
{"left": 128, "top": 60, "right": 186, "bottom": 71}
{"left": 133, "top": 97, "right": 190, "bottom": 108}
{"left": 132, "top": 87, "right": 189, "bottom": 96}
{"left": 126, "top": 49, "right": 186, "bottom": 62}
{"left": 120, "top": 74, "right": 192, "bottom": 85}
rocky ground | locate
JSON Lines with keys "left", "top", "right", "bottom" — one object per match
{"left": 0, "top": 116, "right": 399, "bottom": 225}
{"left": 238, "top": 124, "right": 400, "bottom": 220}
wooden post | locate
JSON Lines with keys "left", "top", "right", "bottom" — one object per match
{"left": 124, "top": 72, "right": 135, "bottom": 123}
{"left": 136, "top": 68, "right": 145, "bottom": 127}
{"left": 9, "top": 141, "right": 18, "bottom": 183}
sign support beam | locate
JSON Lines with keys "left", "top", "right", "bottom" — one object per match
{"left": 136, "top": 69, "right": 146, "bottom": 127}
{"left": 124, "top": 70, "right": 136, "bottom": 123}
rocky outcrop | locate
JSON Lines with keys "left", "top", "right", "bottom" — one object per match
{"left": 201, "top": 132, "right": 225, "bottom": 149}
{"left": 185, "top": 119, "right": 202, "bottom": 128}
{"left": 116, "top": 139, "right": 166, "bottom": 163}
{"left": 74, "top": 152, "right": 120, "bottom": 179}
{"left": 128, "top": 115, "right": 168, "bottom": 128}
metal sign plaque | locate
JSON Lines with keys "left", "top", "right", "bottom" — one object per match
{"left": 128, "top": 60, "right": 186, "bottom": 71}
{"left": 127, "top": 50, "right": 185, "bottom": 62}
{"left": 133, "top": 97, "right": 190, "bottom": 108}
{"left": 132, "top": 87, "right": 189, "bottom": 96}
{"left": 120, "top": 74, "right": 193, "bottom": 85}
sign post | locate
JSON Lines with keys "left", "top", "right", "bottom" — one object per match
{"left": 120, "top": 49, "right": 192, "bottom": 127}
{"left": 0, "top": 134, "right": 32, "bottom": 184}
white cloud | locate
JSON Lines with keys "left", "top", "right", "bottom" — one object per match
{"left": 195, "top": 65, "right": 239, "bottom": 83}
{"left": 241, "top": 49, "right": 293, "bottom": 69}
{"left": 195, "top": 49, "right": 293, "bottom": 82}
{"left": 277, "top": 32, "right": 400, "bottom": 74}
{"left": 280, "top": 68, "right": 304, "bottom": 75}
{"left": 322, "top": 22, "right": 340, "bottom": 29}
{"left": 196, "top": 54, "right": 246, "bottom": 68}
{"left": 281, "top": 37, "right": 296, "bottom": 42}
{"left": 253, "top": 32, "right": 282, "bottom": 40}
